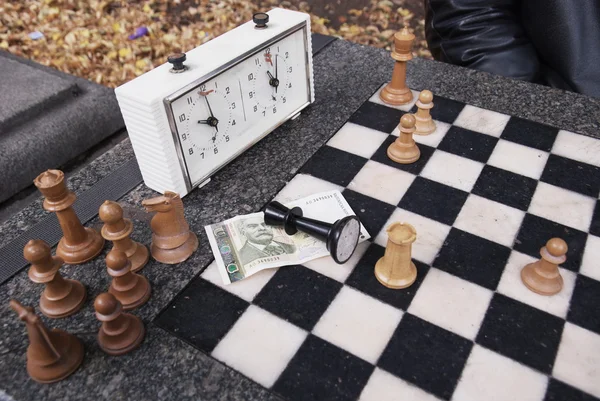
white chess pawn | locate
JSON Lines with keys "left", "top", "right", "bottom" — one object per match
{"left": 374, "top": 222, "right": 417, "bottom": 289}
{"left": 414, "top": 90, "right": 436, "bottom": 135}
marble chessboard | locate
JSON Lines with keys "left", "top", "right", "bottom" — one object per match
{"left": 155, "top": 84, "right": 600, "bottom": 401}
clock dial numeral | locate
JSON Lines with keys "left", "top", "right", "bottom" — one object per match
{"left": 179, "top": 114, "right": 186, "bottom": 122}
{"left": 187, "top": 97, "right": 193, "bottom": 104}
{"left": 188, "top": 148, "right": 193, "bottom": 155}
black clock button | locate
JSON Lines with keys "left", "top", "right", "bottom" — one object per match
{"left": 253, "top": 12, "right": 269, "bottom": 29}
{"left": 167, "top": 53, "right": 187, "bottom": 72}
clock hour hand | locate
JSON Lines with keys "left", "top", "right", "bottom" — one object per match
{"left": 266, "top": 70, "right": 279, "bottom": 90}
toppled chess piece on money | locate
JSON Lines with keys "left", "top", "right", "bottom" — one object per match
{"left": 263, "top": 201, "right": 361, "bottom": 264}
{"left": 142, "top": 191, "right": 198, "bottom": 264}
{"left": 24, "top": 240, "right": 86, "bottom": 318}
{"left": 99, "top": 200, "right": 149, "bottom": 272}
{"left": 94, "top": 292, "right": 145, "bottom": 356}
{"left": 375, "top": 222, "right": 417, "bottom": 289}
{"left": 10, "top": 300, "right": 84, "bottom": 383}
{"left": 521, "top": 238, "right": 566, "bottom": 295}
{"left": 106, "top": 249, "right": 150, "bottom": 310}
{"left": 33, "top": 169, "right": 104, "bottom": 264}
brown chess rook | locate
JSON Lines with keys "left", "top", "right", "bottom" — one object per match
{"left": 375, "top": 222, "right": 418, "bottom": 289}
{"left": 24, "top": 240, "right": 86, "bottom": 318}
{"left": 379, "top": 27, "right": 415, "bottom": 106}
{"left": 388, "top": 114, "right": 420, "bottom": 164}
{"left": 142, "top": 191, "right": 198, "bottom": 264}
{"left": 99, "top": 200, "right": 149, "bottom": 272}
{"left": 414, "top": 90, "right": 436, "bottom": 135}
{"left": 33, "top": 169, "right": 104, "bottom": 264}
{"left": 10, "top": 300, "right": 84, "bottom": 383}
{"left": 106, "top": 249, "right": 150, "bottom": 310}
{"left": 521, "top": 238, "right": 566, "bottom": 295}
{"left": 94, "top": 292, "right": 145, "bottom": 356}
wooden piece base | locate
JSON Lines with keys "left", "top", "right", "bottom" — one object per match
{"left": 39, "top": 279, "right": 86, "bottom": 318}
{"left": 414, "top": 117, "right": 436, "bottom": 136}
{"left": 151, "top": 232, "right": 199, "bottom": 264}
{"left": 98, "top": 315, "right": 145, "bottom": 356}
{"left": 28, "top": 329, "right": 84, "bottom": 384}
{"left": 128, "top": 242, "right": 149, "bottom": 273}
{"left": 109, "top": 275, "right": 151, "bottom": 311}
{"left": 56, "top": 227, "right": 105, "bottom": 265}
{"left": 387, "top": 142, "right": 420, "bottom": 164}
{"left": 521, "top": 262, "right": 563, "bottom": 295}
{"left": 379, "top": 85, "right": 413, "bottom": 106}
{"left": 374, "top": 259, "right": 417, "bottom": 289}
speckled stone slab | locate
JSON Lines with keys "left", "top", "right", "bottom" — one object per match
{"left": 1, "top": 37, "right": 599, "bottom": 401}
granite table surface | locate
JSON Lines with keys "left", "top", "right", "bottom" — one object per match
{"left": 1, "top": 38, "right": 599, "bottom": 401}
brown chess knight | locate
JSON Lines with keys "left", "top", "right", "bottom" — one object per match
{"left": 142, "top": 191, "right": 198, "bottom": 264}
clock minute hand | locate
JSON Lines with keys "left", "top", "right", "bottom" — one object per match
{"left": 203, "top": 94, "right": 218, "bottom": 133}
{"left": 275, "top": 55, "right": 278, "bottom": 94}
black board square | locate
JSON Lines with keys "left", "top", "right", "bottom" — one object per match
{"left": 253, "top": 265, "right": 342, "bottom": 332}
{"left": 154, "top": 278, "right": 249, "bottom": 353}
{"left": 472, "top": 165, "right": 538, "bottom": 211}
{"left": 410, "top": 95, "right": 467, "bottom": 124}
{"left": 378, "top": 313, "right": 472, "bottom": 400}
{"left": 341, "top": 189, "right": 397, "bottom": 239}
{"left": 299, "top": 146, "right": 367, "bottom": 187}
{"left": 433, "top": 228, "right": 511, "bottom": 290}
{"left": 544, "top": 378, "right": 599, "bottom": 401}
{"left": 541, "top": 154, "right": 600, "bottom": 198}
{"left": 591, "top": 201, "right": 600, "bottom": 237}
{"left": 476, "top": 293, "right": 564, "bottom": 374}
{"left": 438, "top": 126, "right": 498, "bottom": 163}
{"left": 349, "top": 101, "right": 405, "bottom": 134}
{"left": 501, "top": 117, "right": 559, "bottom": 151}
{"left": 514, "top": 213, "right": 587, "bottom": 272}
{"left": 567, "top": 275, "right": 600, "bottom": 335}
{"left": 371, "top": 136, "right": 436, "bottom": 175}
{"left": 273, "top": 334, "right": 374, "bottom": 401}
{"left": 346, "top": 243, "right": 430, "bottom": 310}
{"left": 399, "top": 177, "right": 469, "bottom": 226}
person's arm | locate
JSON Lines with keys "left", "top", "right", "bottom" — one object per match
{"left": 424, "top": 0, "right": 541, "bottom": 83}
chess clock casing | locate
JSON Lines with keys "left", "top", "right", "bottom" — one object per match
{"left": 114, "top": 8, "right": 314, "bottom": 197}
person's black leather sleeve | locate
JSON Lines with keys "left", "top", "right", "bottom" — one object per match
{"left": 424, "top": 0, "right": 541, "bottom": 82}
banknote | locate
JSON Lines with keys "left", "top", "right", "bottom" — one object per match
{"left": 205, "top": 190, "right": 371, "bottom": 285}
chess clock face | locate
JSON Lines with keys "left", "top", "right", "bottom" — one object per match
{"left": 164, "top": 25, "right": 311, "bottom": 190}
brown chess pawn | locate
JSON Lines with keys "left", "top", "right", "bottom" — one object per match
{"left": 94, "top": 293, "right": 145, "bottom": 356}
{"left": 33, "top": 169, "right": 104, "bottom": 264}
{"left": 106, "top": 249, "right": 150, "bottom": 310}
{"left": 414, "top": 90, "right": 436, "bottom": 135}
{"left": 521, "top": 238, "right": 566, "bottom": 295}
{"left": 379, "top": 26, "right": 415, "bottom": 106}
{"left": 10, "top": 300, "right": 84, "bottom": 383}
{"left": 142, "top": 191, "right": 198, "bottom": 264}
{"left": 388, "top": 114, "right": 420, "bottom": 164}
{"left": 375, "top": 222, "right": 418, "bottom": 289}
{"left": 24, "top": 240, "right": 86, "bottom": 318}
{"left": 99, "top": 200, "right": 149, "bottom": 273}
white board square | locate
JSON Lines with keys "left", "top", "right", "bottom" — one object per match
{"left": 581, "top": 235, "right": 600, "bottom": 281}
{"left": 274, "top": 173, "right": 343, "bottom": 204}
{"left": 421, "top": 150, "right": 484, "bottom": 192}
{"left": 454, "top": 194, "right": 525, "bottom": 247}
{"left": 211, "top": 305, "right": 307, "bottom": 388}
{"left": 375, "top": 208, "right": 451, "bottom": 265}
{"left": 553, "top": 322, "right": 600, "bottom": 397}
{"left": 497, "top": 251, "right": 576, "bottom": 318}
{"left": 313, "top": 286, "right": 403, "bottom": 364}
{"left": 408, "top": 268, "right": 493, "bottom": 340}
{"left": 452, "top": 345, "right": 548, "bottom": 401}
{"left": 488, "top": 139, "right": 549, "bottom": 179}
{"left": 414, "top": 120, "right": 452, "bottom": 148}
{"left": 552, "top": 130, "right": 600, "bottom": 168}
{"left": 327, "top": 122, "right": 389, "bottom": 158}
{"left": 528, "top": 182, "right": 596, "bottom": 232}
{"left": 348, "top": 160, "right": 416, "bottom": 205}
{"left": 359, "top": 368, "right": 442, "bottom": 401}
{"left": 302, "top": 240, "right": 370, "bottom": 283}
{"left": 201, "top": 261, "right": 277, "bottom": 302}
{"left": 453, "top": 105, "right": 510, "bottom": 137}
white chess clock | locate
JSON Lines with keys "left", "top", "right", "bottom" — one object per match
{"left": 115, "top": 8, "right": 315, "bottom": 196}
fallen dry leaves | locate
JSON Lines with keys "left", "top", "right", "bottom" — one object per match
{"left": 1, "top": 0, "right": 430, "bottom": 88}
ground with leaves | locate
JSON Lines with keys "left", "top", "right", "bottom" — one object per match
{"left": 1, "top": 0, "right": 429, "bottom": 88}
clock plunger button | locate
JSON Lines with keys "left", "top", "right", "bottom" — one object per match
{"left": 167, "top": 53, "right": 187, "bottom": 73}
{"left": 253, "top": 12, "right": 269, "bottom": 29}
